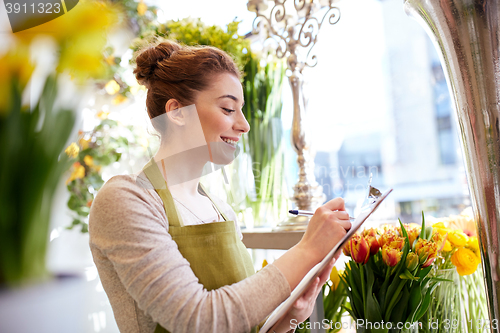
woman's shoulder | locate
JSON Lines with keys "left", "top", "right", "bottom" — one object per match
{"left": 89, "top": 173, "right": 166, "bottom": 232}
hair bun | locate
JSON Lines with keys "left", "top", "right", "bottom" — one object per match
{"left": 133, "top": 40, "right": 182, "bottom": 87}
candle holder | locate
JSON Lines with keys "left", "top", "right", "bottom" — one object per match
{"left": 247, "top": 0, "right": 341, "bottom": 230}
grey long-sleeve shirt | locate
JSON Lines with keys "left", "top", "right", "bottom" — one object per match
{"left": 89, "top": 174, "right": 291, "bottom": 333}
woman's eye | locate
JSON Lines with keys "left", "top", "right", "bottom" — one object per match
{"left": 222, "top": 108, "right": 235, "bottom": 113}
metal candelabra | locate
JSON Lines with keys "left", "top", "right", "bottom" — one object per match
{"left": 247, "top": 0, "right": 341, "bottom": 230}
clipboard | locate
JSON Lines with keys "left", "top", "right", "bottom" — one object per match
{"left": 259, "top": 188, "right": 393, "bottom": 333}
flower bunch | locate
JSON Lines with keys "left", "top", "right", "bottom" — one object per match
{"left": 340, "top": 214, "right": 447, "bottom": 332}
{"left": 431, "top": 216, "right": 481, "bottom": 276}
{"left": 64, "top": 113, "right": 147, "bottom": 232}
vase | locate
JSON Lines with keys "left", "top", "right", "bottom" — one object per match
{"left": 404, "top": 0, "right": 500, "bottom": 329}
{"left": 423, "top": 268, "right": 465, "bottom": 333}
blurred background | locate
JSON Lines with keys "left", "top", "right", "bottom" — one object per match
{"left": 0, "top": 0, "right": 471, "bottom": 332}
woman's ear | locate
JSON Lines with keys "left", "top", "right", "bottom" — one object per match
{"left": 165, "top": 99, "right": 185, "bottom": 126}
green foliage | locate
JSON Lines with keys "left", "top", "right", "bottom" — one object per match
{"left": 130, "top": 18, "right": 251, "bottom": 75}
{"left": 0, "top": 74, "right": 75, "bottom": 286}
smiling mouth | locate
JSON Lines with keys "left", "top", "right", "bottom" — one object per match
{"left": 220, "top": 137, "right": 237, "bottom": 147}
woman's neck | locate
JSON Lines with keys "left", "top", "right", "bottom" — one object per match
{"left": 153, "top": 141, "right": 210, "bottom": 199}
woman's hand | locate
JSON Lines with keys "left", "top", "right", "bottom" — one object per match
{"left": 298, "top": 198, "right": 351, "bottom": 263}
{"left": 271, "top": 197, "right": 351, "bottom": 301}
{"left": 270, "top": 257, "right": 339, "bottom": 333}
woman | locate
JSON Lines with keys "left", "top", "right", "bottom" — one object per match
{"left": 88, "top": 40, "right": 351, "bottom": 333}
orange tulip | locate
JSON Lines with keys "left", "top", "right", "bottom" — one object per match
{"left": 432, "top": 232, "right": 448, "bottom": 252}
{"left": 363, "top": 229, "right": 381, "bottom": 255}
{"left": 349, "top": 234, "right": 370, "bottom": 264}
{"left": 415, "top": 239, "right": 438, "bottom": 268}
{"left": 382, "top": 245, "right": 402, "bottom": 267}
{"left": 380, "top": 231, "right": 405, "bottom": 250}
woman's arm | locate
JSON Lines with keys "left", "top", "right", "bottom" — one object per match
{"left": 90, "top": 176, "right": 349, "bottom": 333}
{"left": 89, "top": 175, "right": 290, "bottom": 333}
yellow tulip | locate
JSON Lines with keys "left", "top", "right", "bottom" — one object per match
{"left": 406, "top": 252, "right": 419, "bottom": 270}
{"left": 330, "top": 266, "right": 340, "bottom": 291}
{"left": 65, "top": 142, "right": 80, "bottom": 158}
{"left": 451, "top": 247, "right": 480, "bottom": 276}
{"left": 448, "top": 230, "right": 469, "bottom": 248}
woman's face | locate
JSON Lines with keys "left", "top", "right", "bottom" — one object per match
{"left": 193, "top": 73, "right": 250, "bottom": 164}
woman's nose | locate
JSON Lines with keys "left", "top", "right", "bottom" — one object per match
{"left": 235, "top": 111, "right": 250, "bottom": 134}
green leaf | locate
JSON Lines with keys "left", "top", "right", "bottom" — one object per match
{"left": 390, "top": 286, "right": 410, "bottom": 324}
{"left": 399, "top": 269, "right": 420, "bottom": 281}
{"left": 420, "top": 211, "right": 426, "bottom": 239}
{"left": 407, "top": 284, "right": 423, "bottom": 322}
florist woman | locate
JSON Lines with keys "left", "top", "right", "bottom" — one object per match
{"left": 88, "top": 39, "right": 351, "bottom": 333}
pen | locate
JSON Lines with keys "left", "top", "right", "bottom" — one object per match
{"left": 289, "top": 209, "right": 356, "bottom": 221}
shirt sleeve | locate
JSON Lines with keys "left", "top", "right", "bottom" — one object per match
{"left": 89, "top": 175, "right": 290, "bottom": 333}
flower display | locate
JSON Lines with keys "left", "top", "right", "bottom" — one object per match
{"left": 341, "top": 213, "right": 447, "bottom": 332}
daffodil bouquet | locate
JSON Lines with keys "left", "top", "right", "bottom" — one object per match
{"left": 341, "top": 214, "right": 448, "bottom": 333}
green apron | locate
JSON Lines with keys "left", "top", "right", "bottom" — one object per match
{"left": 141, "top": 158, "right": 259, "bottom": 333}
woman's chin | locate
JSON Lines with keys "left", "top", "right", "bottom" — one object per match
{"left": 209, "top": 142, "right": 240, "bottom": 165}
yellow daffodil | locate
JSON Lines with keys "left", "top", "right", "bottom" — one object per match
{"left": 451, "top": 247, "right": 480, "bottom": 276}
{"left": 137, "top": 0, "right": 148, "bottom": 16}
{"left": 65, "top": 142, "right": 80, "bottom": 158}
{"left": 330, "top": 266, "right": 340, "bottom": 291}
{"left": 105, "top": 80, "right": 120, "bottom": 95}
{"left": 79, "top": 137, "right": 91, "bottom": 150}
{"left": 0, "top": 46, "right": 35, "bottom": 114}
{"left": 83, "top": 155, "right": 94, "bottom": 167}
{"left": 448, "top": 230, "right": 469, "bottom": 248}
{"left": 66, "top": 162, "right": 85, "bottom": 184}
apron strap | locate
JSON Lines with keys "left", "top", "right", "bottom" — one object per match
{"left": 198, "top": 182, "right": 230, "bottom": 222}
{"left": 142, "top": 157, "right": 184, "bottom": 227}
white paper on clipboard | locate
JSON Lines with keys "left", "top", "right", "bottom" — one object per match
{"left": 259, "top": 188, "right": 393, "bottom": 333}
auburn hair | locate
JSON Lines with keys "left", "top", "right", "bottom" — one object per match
{"left": 133, "top": 39, "right": 241, "bottom": 133}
